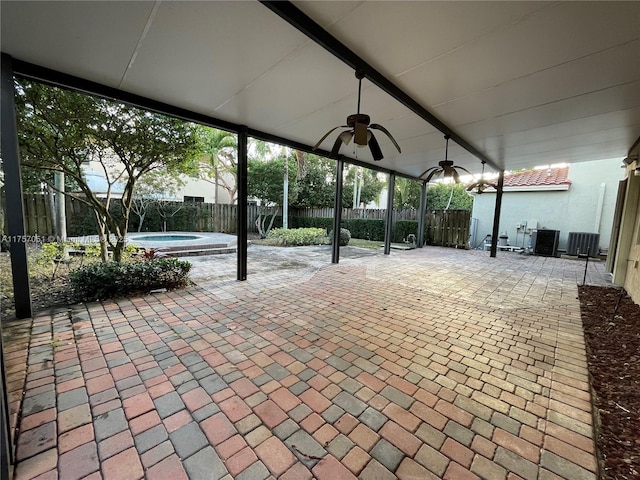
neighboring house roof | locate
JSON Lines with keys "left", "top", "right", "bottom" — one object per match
{"left": 504, "top": 166, "right": 571, "bottom": 190}
{"left": 472, "top": 166, "right": 572, "bottom": 192}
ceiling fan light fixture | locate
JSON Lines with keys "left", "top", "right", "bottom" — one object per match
{"left": 466, "top": 160, "right": 498, "bottom": 193}
{"left": 313, "top": 70, "right": 401, "bottom": 161}
{"left": 339, "top": 131, "right": 353, "bottom": 145}
{"left": 419, "top": 134, "right": 471, "bottom": 183}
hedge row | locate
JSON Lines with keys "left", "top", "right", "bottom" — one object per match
{"left": 67, "top": 202, "right": 215, "bottom": 236}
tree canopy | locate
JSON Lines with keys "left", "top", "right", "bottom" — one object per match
{"left": 247, "top": 155, "right": 299, "bottom": 207}
{"left": 15, "top": 79, "right": 201, "bottom": 261}
{"left": 426, "top": 183, "right": 473, "bottom": 210}
{"left": 292, "top": 154, "right": 335, "bottom": 209}
{"left": 393, "top": 180, "right": 473, "bottom": 211}
{"left": 342, "top": 166, "right": 385, "bottom": 208}
{"left": 192, "top": 127, "right": 238, "bottom": 203}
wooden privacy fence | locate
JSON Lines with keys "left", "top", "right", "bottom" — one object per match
{"left": 0, "top": 194, "right": 261, "bottom": 236}
{"left": 0, "top": 194, "right": 88, "bottom": 238}
{"left": 2, "top": 194, "right": 470, "bottom": 248}
{"left": 291, "top": 207, "right": 419, "bottom": 221}
{"left": 423, "top": 209, "right": 471, "bottom": 248}
{"left": 292, "top": 207, "right": 470, "bottom": 248}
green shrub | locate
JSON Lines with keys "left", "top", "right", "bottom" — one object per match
{"left": 287, "top": 217, "right": 384, "bottom": 240}
{"left": 341, "top": 218, "right": 385, "bottom": 241}
{"left": 392, "top": 220, "right": 420, "bottom": 243}
{"left": 329, "top": 228, "right": 351, "bottom": 246}
{"left": 266, "top": 228, "right": 328, "bottom": 246}
{"left": 70, "top": 257, "right": 191, "bottom": 302}
{"left": 289, "top": 216, "right": 333, "bottom": 232}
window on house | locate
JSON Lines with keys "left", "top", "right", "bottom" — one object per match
{"left": 184, "top": 196, "right": 204, "bottom": 203}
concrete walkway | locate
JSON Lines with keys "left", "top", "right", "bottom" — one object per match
{"left": 3, "top": 246, "right": 610, "bottom": 479}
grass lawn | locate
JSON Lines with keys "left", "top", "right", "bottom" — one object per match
{"left": 346, "top": 238, "right": 382, "bottom": 249}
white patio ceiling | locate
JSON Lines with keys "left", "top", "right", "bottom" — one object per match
{"left": 2, "top": 1, "right": 639, "bottom": 179}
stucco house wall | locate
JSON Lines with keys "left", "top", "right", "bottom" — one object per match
{"left": 82, "top": 159, "right": 234, "bottom": 204}
{"left": 610, "top": 141, "right": 640, "bottom": 304}
{"left": 177, "top": 174, "right": 234, "bottom": 204}
{"left": 471, "top": 158, "right": 624, "bottom": 252}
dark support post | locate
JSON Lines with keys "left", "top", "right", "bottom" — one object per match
{"left": 1, "top": 54, "right": 32, "bottom": 319}
{"left": 331, "top": 159, "right": 344, "bottom": 264}
{"left": 384, "top": 173, "right": 395, "bottom": 255}
{"left": 490, "top": 170, "right": 505, "bottom": 258}
{"left": 417, "top": 180, "right": 427, "bottom": 248}
{"left": 237, "top": 126, "right": 248, "bottom": 280}
{"left": 1, "top": 52, "right": 23, "bottom": 480}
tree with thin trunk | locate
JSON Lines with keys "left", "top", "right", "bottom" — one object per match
{"left": 248, "top": 155, "right": 298, "bottom": 238}
{"left": 130, "top": 168, "right": 184, "bottom": 232}
{"left": 342, "top": 166, "right": 384, "bottom": 208}
{"left": 15, "top": 79, "right": 201, "bottom": 261}
{"left": 193, "top": 127, "right": 238, "bottom": 204}
{"left": 291, "top": 154, "right": 336, "bottom": 209}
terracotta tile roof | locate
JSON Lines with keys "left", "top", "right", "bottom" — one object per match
{"left": 504, "top": 166, "right": 571, "bottom": 187}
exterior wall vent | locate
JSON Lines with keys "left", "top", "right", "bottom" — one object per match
{"left": 567, "top": 232, "right": 600, "bottom": 257}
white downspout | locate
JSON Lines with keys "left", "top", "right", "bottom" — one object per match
{"left": 594, "top": 183, "right": 606, "bottom": 232}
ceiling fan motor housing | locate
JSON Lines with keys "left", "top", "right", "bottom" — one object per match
{"left": 347, "top": 113, "right": 370, "bottom": 127}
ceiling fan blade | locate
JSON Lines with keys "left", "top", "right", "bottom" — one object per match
{"left": 455, "top": 165, "right": 472, "bottom": 176}
{"left": 354, "top": 122, "right": 368, "bottom": 146}
{"left": 312, "top": 125, "right": 347, "bottom": 150}
{"left": 370, "top": 124, "right": 401, "bottom": 153}
{"left": 453, "top": 170, "right": 461, "bottom": 183}
{"left": 369, "top": 132, "right": 383, "bottom": 161}
{"left": 339, "top": 130, "right": 354, "bottom": 145}
{"left": 424, "top": 169, "right": 442, "bottom": 183}
{"left": 419, "top": 166, "right": 437, "bottom": 178}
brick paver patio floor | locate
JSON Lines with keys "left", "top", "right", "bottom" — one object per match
{"left": 3, "top": 246, "right": 610, "bottom": 479}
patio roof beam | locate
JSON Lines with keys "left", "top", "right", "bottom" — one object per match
{"left": 245, "top": 128, "right": 417, "bottom": 181}
{"left": 12, "top": 59, "right": 240, "bottom": 135}
{"left": 260, "top": 1, "right": 499, "bottom": 172}
{"left": 11, "top": 58, "right": 420, "bottom": 182}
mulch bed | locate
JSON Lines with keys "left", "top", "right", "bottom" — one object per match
{"left": 578, "top": 285, "right": 640, "bottom": 480}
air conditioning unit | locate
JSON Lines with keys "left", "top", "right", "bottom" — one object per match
{"left": 531, "top": 229, "right": 559, "bottom": 257}
{"left": 567, "top": 232, "right": 600, "bottom": 257}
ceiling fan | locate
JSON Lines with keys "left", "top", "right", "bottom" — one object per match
{"left": 313, "top": 70, "right": 401, "bottom": 161}
{"left": 466, "top": 161, "right": 497, "bottom": 194}
{"left": 419, "top": 134, "right": 471, "bottom": 183}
